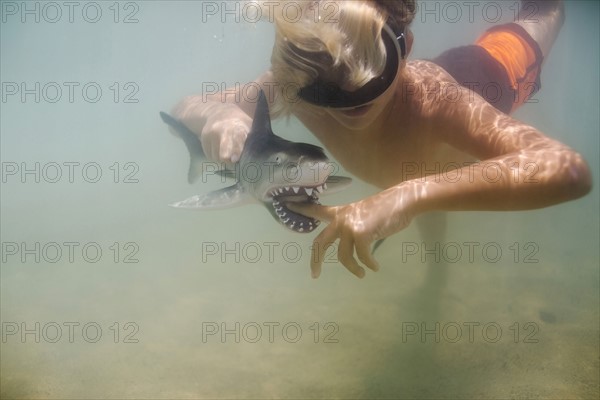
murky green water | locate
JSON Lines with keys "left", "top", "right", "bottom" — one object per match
{"left": 1, "top": 1, "right": 598, "bottom": 399}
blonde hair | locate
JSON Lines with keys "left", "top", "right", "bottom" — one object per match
{"left": 256, "top": 0, "right": 415, "bottom": 117}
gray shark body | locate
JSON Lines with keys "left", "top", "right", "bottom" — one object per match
{"left": 160, "top": 90, "right": 351, "bottom": 233}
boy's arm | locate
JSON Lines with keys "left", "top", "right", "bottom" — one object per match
{"left": 288, "top": 81, "right": 591, "bottom": 279}
{"left": 419, "top": 84, "right": 591, "bottom": 212}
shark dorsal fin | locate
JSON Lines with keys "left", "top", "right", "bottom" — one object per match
{"left": 249, "top": 90, "right": 273, "bottom": 136}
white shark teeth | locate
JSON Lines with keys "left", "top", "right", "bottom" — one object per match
{"left": 271, "top": 185, "right": 326, "bottom": 199}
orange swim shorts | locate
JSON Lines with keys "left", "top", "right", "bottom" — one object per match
{"left": 476, "top": 23, "right": 544, "bottom": 113}
{"left": 433, "top": 23, "right": 544, "bottom": 114}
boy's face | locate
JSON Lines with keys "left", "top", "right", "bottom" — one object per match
{"left": 324, "top": 69, "right": 400, "bottom": 130}
{"left": 297, "top": 25, "right": 409, "bottom": 131}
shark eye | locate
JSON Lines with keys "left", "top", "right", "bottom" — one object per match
{"left": 274, "top": 154, "right": 284, "bottom": 165}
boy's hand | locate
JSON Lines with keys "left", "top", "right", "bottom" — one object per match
{"left": 287, "top": 195, "right": 414, "bottom": 279}
{"left": 202, "top": 107, "right": 251, "bottom": 166}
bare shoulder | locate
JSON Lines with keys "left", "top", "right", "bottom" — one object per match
{"left": 396, "top": 59, "right": 473, "bottom": 119}
{"left": 405, "top": 59, "right": 456, "bottom": 84}
{"left": 399, "top": 59, "right": 536, "bottom": 158}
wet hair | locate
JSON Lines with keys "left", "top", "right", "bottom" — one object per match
{"left": 370, "top": 0, "right": 417, "bottom": 36}
{"left": 259, "top": 1, "right": 416, "bottom": 116}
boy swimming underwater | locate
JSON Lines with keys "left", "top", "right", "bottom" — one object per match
{"left": 171, "top": 0, "right": 591, "bottom": 278}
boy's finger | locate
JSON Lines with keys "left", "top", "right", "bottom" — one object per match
{"left": 285, "top": 202, "right": 335, "bottom": 222}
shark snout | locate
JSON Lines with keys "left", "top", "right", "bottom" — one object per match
{"left": 295, "top": 159, "right": 332, "bottom": 186}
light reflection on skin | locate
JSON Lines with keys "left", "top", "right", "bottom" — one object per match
{"left": 287, "top": 58, "right": 592, "bottom": 279}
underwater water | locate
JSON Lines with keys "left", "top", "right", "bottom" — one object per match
{"left": 1, "top": 1, "right": 598, "bottom": 399}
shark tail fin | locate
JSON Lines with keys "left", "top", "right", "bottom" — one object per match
{"left": 160, "top": 111, "right": 206, "bottom": 184}
{"left": 187, "top": 156, "right": 205, "bottom": 184}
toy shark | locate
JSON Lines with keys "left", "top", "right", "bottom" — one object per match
{"left": 161, "top": 90, "right": 351, "bottom": 233}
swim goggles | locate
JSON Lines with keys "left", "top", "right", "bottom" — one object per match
{"left": 297, "top": 24, "right": 406, "bottom": 109}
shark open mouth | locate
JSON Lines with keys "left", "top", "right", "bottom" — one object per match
{"left": 163, "top": 90, "right": 353, "bottom": 234}
{"left": 269, "top": 184, "right": 326, "bottom": 233}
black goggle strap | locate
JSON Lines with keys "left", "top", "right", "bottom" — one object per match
{"left": 397, "top": 31, "right": 406, "bottom": 59}
{"left": 297, "top": 25, "right": 404, "bottom": 108}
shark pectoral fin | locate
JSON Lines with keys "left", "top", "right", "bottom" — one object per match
{"left": 170, "top": 183, "right": 249, "bottom": 210}
{"left": 160, "top": 111, "right": 207, "bottom": 184}
{"left": 215, "top": 169, "right": 237, "bottom": 180}
{"left": 322, "top": 175, "right": 353, "bottom": 195}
